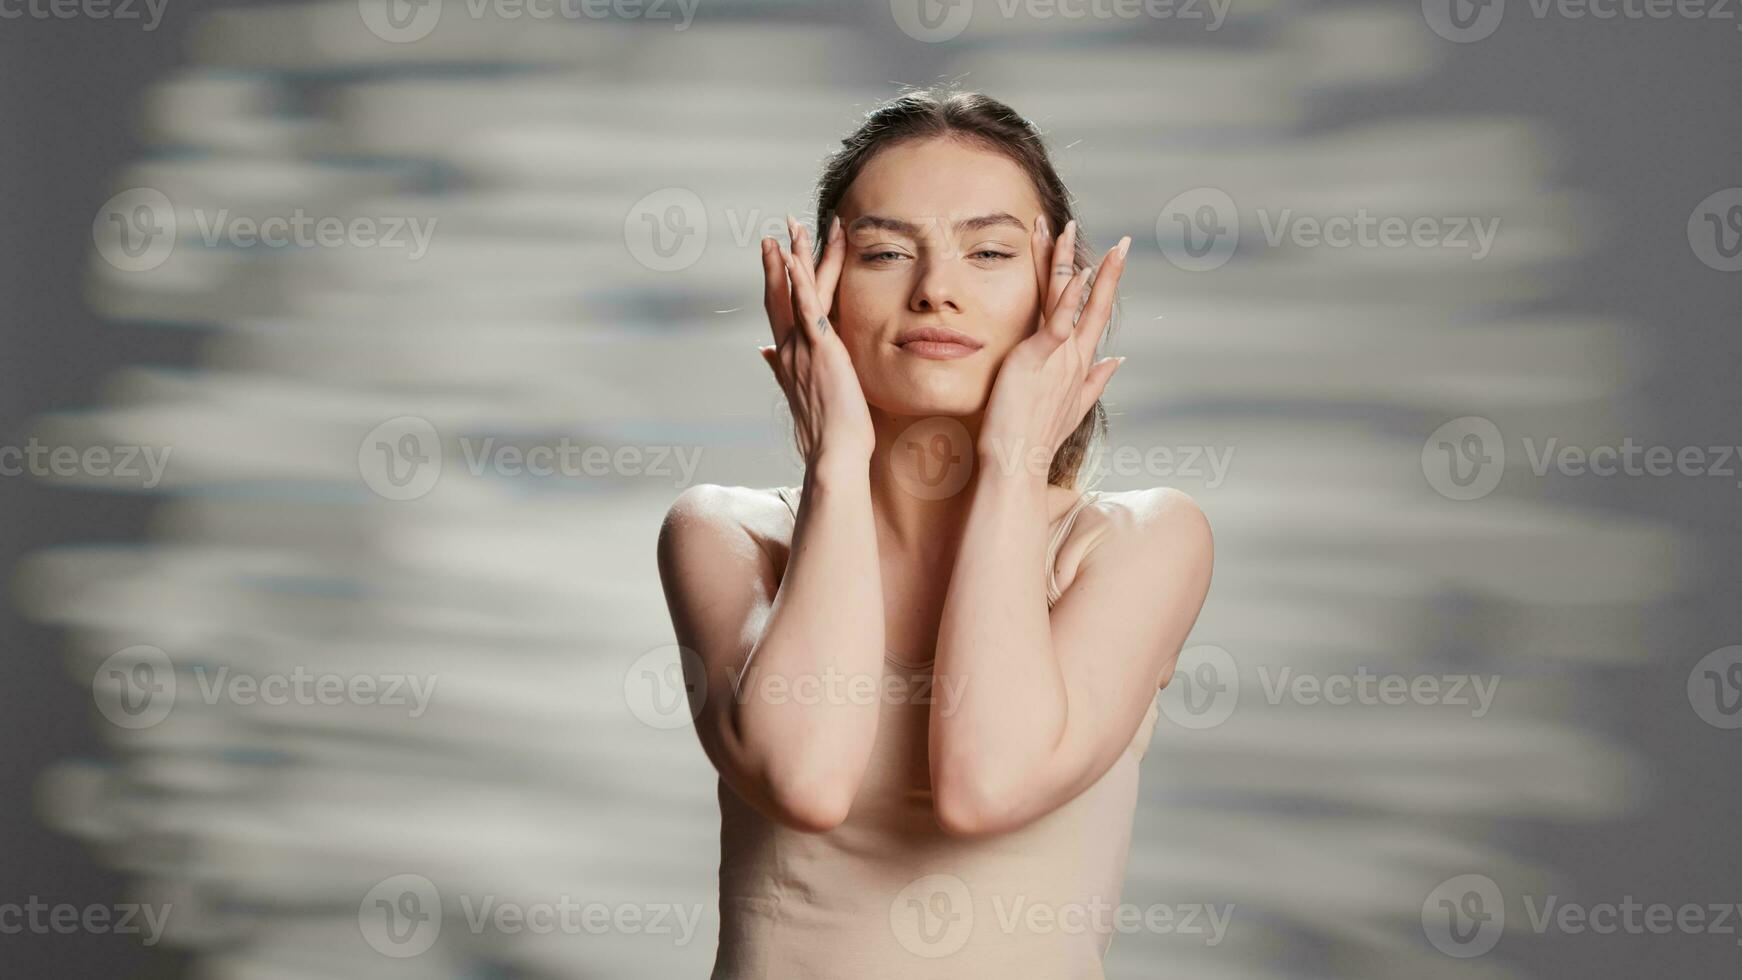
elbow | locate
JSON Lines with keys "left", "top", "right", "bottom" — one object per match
{"left": 931, "top": 771, "right": 1020, "bottom": 839}
{"left": 764, "top": 765, "right": 855, "bottom": 834}
{"left": 728, "top": 713, "right": 862, "bottom": 834}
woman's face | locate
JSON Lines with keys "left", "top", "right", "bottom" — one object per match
{"left": 831, "top": 137, "right": 1048, "bottom": 419}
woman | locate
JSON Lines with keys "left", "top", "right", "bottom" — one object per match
{"left": 656, "top": 89, "right": 1214, "bottom": 979}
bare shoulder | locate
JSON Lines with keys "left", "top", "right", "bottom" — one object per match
{"left": 656, "top": 484, "right": 794, "bottom": 568}
{"left": 1077, "top": 487, "right": 1213, "bottom": 567}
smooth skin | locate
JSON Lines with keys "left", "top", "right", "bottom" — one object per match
{"left": 656, "top": 137, "right": 1213, "bottom": 838}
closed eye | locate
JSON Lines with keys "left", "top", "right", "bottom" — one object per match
{"left": 860, "top": 248, "right": 1015, "bottom": 262}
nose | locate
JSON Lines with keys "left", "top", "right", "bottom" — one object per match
{"left": 908, "top": 254, "right": 962, "bottom": 314}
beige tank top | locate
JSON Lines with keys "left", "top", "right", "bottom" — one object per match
{"left": 710, "top": 487, "right": 1164, "bottom": 979}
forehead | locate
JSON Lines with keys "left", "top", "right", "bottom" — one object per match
{"left": 839, "top": 137, "right": 1043, "bottom": 225}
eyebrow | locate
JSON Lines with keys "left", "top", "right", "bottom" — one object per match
{"left": 848, "top": 212, "right": 1028, "bottom": 237}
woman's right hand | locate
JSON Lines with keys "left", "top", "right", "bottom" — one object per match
{"left": 760, "top": 214, "right": 876, "bottom": 469}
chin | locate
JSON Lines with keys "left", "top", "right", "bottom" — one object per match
{"left": 866, "top": 382, "right": 988, "bottom": 420}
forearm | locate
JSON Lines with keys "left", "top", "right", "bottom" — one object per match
{"left": 930, "top": 460, "right": 1071, "bottom": 818}
{"left": 730, "top": 455, "right": 885, "bottom": 812}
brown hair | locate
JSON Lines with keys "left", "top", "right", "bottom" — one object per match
{"left": 808, "top": 87, "right": 1112, "bottom": 489}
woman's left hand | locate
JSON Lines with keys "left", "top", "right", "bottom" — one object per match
{"left": 976, "top": 217, "right": 1130, "bottom": 479}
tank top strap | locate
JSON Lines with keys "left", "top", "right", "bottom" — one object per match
{"left": 1045, "top": 490, "right": 1098, "bottom": 607}
{"left": 773, "top": 485, "right": 798, "bottom": 519}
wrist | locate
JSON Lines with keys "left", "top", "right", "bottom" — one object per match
{"left": 974, "top": 432, "right": 1054, "bottom": 486}
{"left": 805, "top": 449, "right": 871, "bottom": 490}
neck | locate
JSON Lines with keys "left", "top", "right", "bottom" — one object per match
{"left": 863, "top": 407, "right": 1060, "bottom": 558}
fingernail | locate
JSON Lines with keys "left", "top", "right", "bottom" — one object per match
{"left": 1117, "top": 236, "right": 1131, "bottom": 259}
{"left": 1037, "top": 215, "right": 1049, "bottom": 236}
{"left": 1116, "top": 356, "right": 1127, "bottom": 366}
{"left": 829, "top": 215, "right": 842, "bottom": 242}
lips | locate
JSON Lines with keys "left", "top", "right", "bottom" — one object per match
{"left": 893, "top": 326, "right": 984, "bottom": 360}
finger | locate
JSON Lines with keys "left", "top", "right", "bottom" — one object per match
{"left": 760, "top": 344, "right": 785, "bottom": 387}
{"left": 762, "top": 237, "right": 795, "bottom": 347}
{"left": 1043, "top": 265, "right": 1091, "bottom": 343}
{"left": 784, "top": 217, "right": 809, "bottom": 339}
{"left": 791, "top": 220, "right": 821, "bottom": 301}
{"left": 1075, "top": 237, "right": 1129, "bottom": 361}
{"left": 789, "top": 225, "right": 838, "bottom": 343}
{"left": 1030, "top": 214, "right": 1053, "bottom": 318}
{"left": 783, "top": 250, "right": 830, "bottom": 345}
{"left": 814, "top": 214, "right": 846, "bottom": 315}
{"left": 1046, "top": 218, "right": 1078, "bottom": 313}
{"left": 1076, "top": 356, "right": 1123, "bottom": 420}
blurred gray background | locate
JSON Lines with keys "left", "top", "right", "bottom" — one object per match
{"left": 2, "top": 1, "right": 1738, "bottom": 977}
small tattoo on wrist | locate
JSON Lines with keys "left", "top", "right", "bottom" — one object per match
{"left": 816, "top": 316, "right": 829, "bottom": 333}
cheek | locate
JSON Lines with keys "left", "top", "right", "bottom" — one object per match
{"left": 973, "top": 276, "right": 1040, "bottom": 350}
{"left": 833, "top": 276, "right": 887, "bottom": 336}
{"left": 832, "top": 282, "right": 878, "bottom": 346}
{"left": 836, "top": 266, "right": 896, "bottom": 307}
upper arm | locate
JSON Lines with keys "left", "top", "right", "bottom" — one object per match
{"left": 654, "top": 485, "right": 783, "bottom": 798}
{"left": 999, "top": 487, "right": 1213, "bottom": 828}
